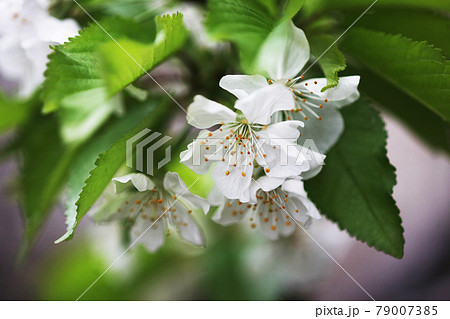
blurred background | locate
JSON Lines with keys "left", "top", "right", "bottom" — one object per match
{"left": 1, "top": 109, "right": 449, "bottom": 300}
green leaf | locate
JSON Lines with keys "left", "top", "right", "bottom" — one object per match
{"left": 342, "top": 28, "right": 450, "bottom": 122}
{"left": 302, "top": 0, "right": 450, "bottom": 17}
{"left": 17, "top": 115, "right": 78, "bottom": 258}
{"left": 0, "top": 94, "right": 34, "bottom": 133}
{"left": 349, "top": 10, "right": 450, "bottom": 59}
{"left": 99, "top": 13, "right": 188, "bottom": 95}
{"left": 205, "top": 0, "right": 305, "bottom": 70}
{"left": 308, "top": 34, "right": 346, "bottom": 91}
{"left": 355, "top": 66, "right": 450, "bottom": 155}
{"left": 43, "top": 14, "right": 186, "bottom": 144}
{"left": 305, "top": 99, "right": 404, "bottom": 258}
{"left": 59, "top": 101, "right": 169, "bottom": 242}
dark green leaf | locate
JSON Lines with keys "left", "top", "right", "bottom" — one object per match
{"left": 356, "top": 67, "right": 450, "bottom": 154}
{"left": 17, "top": 115, "right": 78, "bottom": 258}
{"left": 305, "top": 99, "right": 404, "bottom": 258}
{"left": 302, "top": 0, "right": 450, "bottom": 17}
{"left": 345, "top": 10, "right": 450, "bottom": 58}
{"left": 342, "top": 28, "right": 450, "bottom": 122}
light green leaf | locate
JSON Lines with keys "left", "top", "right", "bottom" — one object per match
{"left": 342, "top": 28, "right": 450, "bottom": 122}
{"left": 43, "top": 14, "right": 187, "bottom": 144}
{"left": 205, "top": 0, "right": 305, "bottom": 70}
{"left": 308, "top": 34, "right": 346, "bottom": 91}
{"left": 305, "top": 99, "right": 405, "bottom": 258}
{"left": 61, "top": 102, "right": 169, "bottom": 242}
{"left": 99, "top": 13, "right": 187, "bottom": 95}
{"left": 56, "top": 98, "right": 160, "bottom": 243}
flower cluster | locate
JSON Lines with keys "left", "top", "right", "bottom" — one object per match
{"left": 95, "top": 20, "right": 360, "bottom": 252}
{"left": 0, "top": 0, "right": 79, "bottom": 96}
{"left": 180, "top": 21, "right": 360, "bottom": 241}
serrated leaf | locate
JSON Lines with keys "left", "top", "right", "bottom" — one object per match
{"left": 302, "top": 0, "right": 450, "bottom": 17}
{"left": 345, "top": 10, "right": 450, "bottom": 59}
{"left": 99, "top": 13, "right": 188, "bottom": 95}
{"left": 305, "top": 99, "right": 405, "bottom": 258}
{"left": 56, "top": 97, "right": 161, "bottom": 243}
{"left": 308, "top": 34, "right": 346, "bottom": 91}
{"left": 17, "top": 115, "right": 78, "bottom": 258}
{"left": 43, "top": 14, "right": 186, "bottom": 144}
{"left": 356, "top": 67, "right": 450, "bottom": 155}
{"left": 58, "top": 102, "right": 169, "bottom": 242}
{"left": 205, "top": 0, "right": 305, "bottom": 70}
{"left": 342, "top": 28, "right": 450, "bottom": 122}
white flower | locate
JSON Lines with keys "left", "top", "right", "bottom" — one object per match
{"left": 0, "top": 0, "right": 79, "bottom": 97}
{"left": 180, "top": 85, "right": 325, "bottom": 202}
{"left": 219, "top": 21, "right": 360, "bottom": 153}
{"left": 93, "top": 172, "right": 209, "bottom": 252}
{"left": 209, "top": 176, "right": 321, "bottom": 240}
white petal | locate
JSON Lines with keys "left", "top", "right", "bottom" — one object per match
{"left": 219, "top": 74, "right": 268, "bottom": 99}
{"left": 253, "top": 176, "right": 285, "bottom": 193}
{"left": 180, "top": 128, "right": 230, "bottom": 174}
{"left": 171, "top": 204, "right": 205, "bottom": 247}
{"left": 131, "top": 217, "right": 166, "bottom": 253}
{"left": 212, "top": 160, "right": 253, "bottom": 201}
{"left": 36, "top": 16, "right": 79, "bottom": 44}
{"left": 212, "top": 199, "right": 247, "bottom": 226}
{"left": 297, "top": 105, "right": 344, "bottom": 153}
{"left": 256, "top": 21, "right": 310, "bottom": 80}
{"left": 113, "top": 173, "right": 155, "bottom": 193}
{"left": 235, "top": 83, "right": 295, "bottom": 125}
{"left": 187, "top": 95, "right": 237, "bottom": 129}
{"left": 294, "top": 76, "right": 360, "bottom": 108}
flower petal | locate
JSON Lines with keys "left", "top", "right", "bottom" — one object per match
{"left": 235, "top": 83, "right": 295, "bottom": 125}
{"left": 180, "top": 128, "right": 230, "bottom": 174}
{"left": 130, "top": 217, "right": 166, "bottom": 253}
{"left": 212, "top": 159, "right": 253, "bottom": 201}
{"left": 113, "top": 173, "right": 155, "bottom": 193}
{"left": 250, "top": 176, "right": 285, "bottom": 202}
{"left": 187, "top": 95, "right": 237, "bottom": 129}
{"left": 297, "top": 105, "right": 344, "bottom": 153}
{"left": 294, "top": 76, "right": 360, "bottom": 107}
{"left": 212, "top": 198, "right": 247, "bottom": 226}
{"left": 171, "top": 204, "right": 205, "bottom": 247}
{"left": 256, "top": 21, "right": 310, "bottom": 80}
{"left": 219, "top": 74, "right": 268, "bottom": 99}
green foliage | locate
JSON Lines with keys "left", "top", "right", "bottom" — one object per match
{"left": 17, "top": 115, "right": 78, "bottom": 258}
{"left": 308, "top": 35, "right": 346, "bottom": 91}
{"left": 57, "top": 98, "right": 161, "bottom": 243}
{"left": 43, "top": 14, "right": 187, "bottom": 144}
{"left": 61, "top": 103, "right": 169, "bottom": 243}
{"left": 205, "top": 0, "right": 305, "bottom": 70}
{"left": 305, "top": 99, "right": 404, "bottom": 258}
{"left": 99, "top": 13, "right": 188, "bottom": 95}
{"left": 302, "top": 0, "right": 450, "bottom": 17}
{"left": 355, "top": 67, "right": 450, "bottom": 155}
{"left": 346, "top": 10, "right": 450, "bottom": 59}
{"left": 342, "top": 28, "right": 450, "bottom": 122}
{"left": 0, "top": 94, "right": 34, "bottom": 133}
